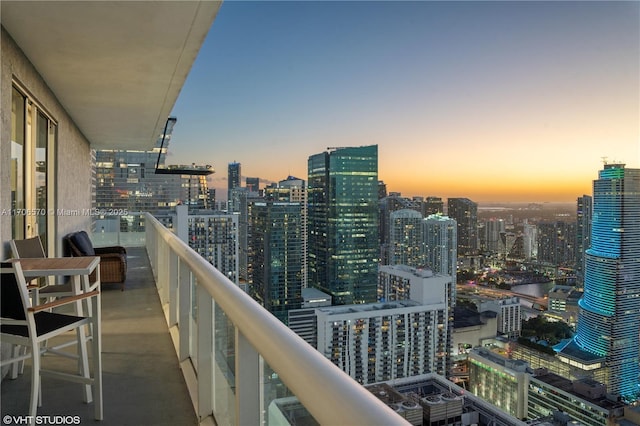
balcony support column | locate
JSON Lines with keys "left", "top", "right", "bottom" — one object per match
{"left": 235, "top": 329, "right": 260, "bottom": 426}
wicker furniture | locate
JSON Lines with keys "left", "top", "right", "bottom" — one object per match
{"left": 65, "top": 231, "right": 127, "bottom": 289}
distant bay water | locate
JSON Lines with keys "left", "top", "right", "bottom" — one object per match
{"left": 510, "top": 281, "right": 556, "bottom": 298}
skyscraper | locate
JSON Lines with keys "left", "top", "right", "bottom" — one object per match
{"left": 389, "top": 209, "right": 424, "bottom": 267}
{"left": 245, "top": 176, "right": 260, "bottom": 193}
{"left": 187, "top": 212, "right": 239, "bottom": 284}
{"left": 250, "top": 201, "right": 303, "bottom": 324}
{"left": 447, "top": 198, "right": 478, "bottom": 256}
{"left": 537, "top": 221, "right": 575, "bottom": 267}
{"left": 265, "top": 176, "right": 308, "bottom": 288}
{"left": 308, "top": 145, "right": 379, "bottom": 305}
{"left": 575, "top": 195, "right": 592, "bottom": 286}
{"left": 238, "top": 189, "right": 263, "bottom": 285}
{"left": 562, "top": 164, "right": 640, "bottom": 400}
{"left": 95, "top": 117, "right": 213, "bottom": 216}
{"left": 422, "top": 214, "right": 457, "bottom": 375}
{"left": 483, "top": 218, "right": 505, "bottom": 254}
{"left": 227, "top": 161, "right": 241, "bottom": 210}
{"left": 424, "top": 196, "right": 444, "bottom": 216}
{"left": 378, "top": 194, "right": 421, "bottom": 265}
{"left": 423, "top": 214, "right": 457, "bottom": 279}
{"left": 309, "top": 265, "right": 451, "bottom": 385}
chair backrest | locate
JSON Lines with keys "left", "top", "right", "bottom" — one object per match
{"left": 67, "top": 231, "right": 95, "bottom": 256}
{"left": 10, "top": 236, "right": 46, "bottom": 259}
{"left": 0, "top": 262, "right": 30, "bottom": 321}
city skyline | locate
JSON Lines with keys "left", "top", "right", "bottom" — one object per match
{"left": 169, "top": 1, "right": 639, "bottom": 203}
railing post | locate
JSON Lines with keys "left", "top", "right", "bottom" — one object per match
{"left": 145, "top": 223, "right": 153, "bottom": 272}
{"left": 178, "top": 259, "right": 191, "bottom": 361}
{"left": 159, "top": 241, "right": 170, "bottom": 304}
{"left": 156, "top": 240, "right": 165, "bottom": 302}
{"left": 156, "top": 229, "right": 162, "bottom": 283}
{"left": 196, "top": 281, "right": 213, "bottom": 420}
{"left": 117, "top": 215, "right": 121, "bottom": 246}
{"left": 235, "top": 329, "right": 260, "bottom": 426}
{"left": 168, "top": 250, "right": 178, "bottom": 326}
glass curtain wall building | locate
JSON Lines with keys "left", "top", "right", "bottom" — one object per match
{"left": 576, "top": 195, "right": 593, "bottom": 286}
{"left": 308, "top": 145, "right": 379, "bottom": 305}
{"left": 447, "top": 198, "right": 478, "bottom": 256}
{"left": 572, "top": 164, "right": 640, "bottom": 400}
{"left": 227, "top": 161, "right": 241, "bottom": 211}
{"left": 95, "top": 117, "right": 212, "bottom": 216}
{"left": 250, "top": 201, "right": 304, "bottom": 324}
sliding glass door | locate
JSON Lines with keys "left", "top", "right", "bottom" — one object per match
{"left": 11, "top": 84, "right": 57, "bottom": 254}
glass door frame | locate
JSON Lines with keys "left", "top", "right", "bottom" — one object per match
{"left": 11, "top": 81, "right": 57, "bottom": 256}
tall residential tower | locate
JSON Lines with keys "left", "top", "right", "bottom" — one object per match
{"left": 227, "top": 161, "right": 241, "bottom": 211}
{"left": 447, "top": 198, "right": 478, "bottom": 256}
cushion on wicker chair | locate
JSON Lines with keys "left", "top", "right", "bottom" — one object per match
{"left": 65, "top": 231, "right": 127, "bottom": 288}
{"left": 68, "top": 231, "right": 96, "bottom": 256}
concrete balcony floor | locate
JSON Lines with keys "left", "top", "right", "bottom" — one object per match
{"left": 1, "top": 248, "right": 197, "bottom": 425}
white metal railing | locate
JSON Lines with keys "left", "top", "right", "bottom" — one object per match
{"left": 144, "top": 212, "right": 409, "bottom": 425}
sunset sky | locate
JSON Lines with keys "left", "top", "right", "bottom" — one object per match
{"left": 170, "top": 1, "right": 639, "bottom": 203}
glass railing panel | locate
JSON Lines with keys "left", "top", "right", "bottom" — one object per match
{"left": 92, "top": 216, "right": 120, "bottom": 246}
{"left": 261, "top": 357, "right": 319, "bottom": 426}
{"left": 212, "top": 300, "right": 236, "bottom": 425}
{"left": 92, "top": 213, "right": 147, "bottom": 247}
{"left": 144, "top": 212, "right": 407, "bottom": 426}
{"left": 118, "top": 213, "right": 146, "bottom": 247}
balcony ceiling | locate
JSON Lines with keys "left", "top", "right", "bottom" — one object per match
{"left": 1, "top": 1, "right": 220, "bottom": 150}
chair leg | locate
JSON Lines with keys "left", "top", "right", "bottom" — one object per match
{"left": 29, "top": 343, "right": 40, "bottom": 419}
{"left": 10, "top": 345, "right": 21, "bottom": 379}
{"left": 76, "top": 325, "right": 92, "bottom": 404}
{"left": 92, "top": 295, "right": 103, "bottom": 421}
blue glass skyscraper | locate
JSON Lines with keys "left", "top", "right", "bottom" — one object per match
{"left": 572, "top": 164, "right": 640, "bottom": 400}
{"left": 308, "top": 145, "right": 379, "bottom": 305}
{"left": 250, "top": 201, "right": 303, "bottom": 324}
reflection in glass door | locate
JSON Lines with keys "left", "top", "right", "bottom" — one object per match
{"left": 35, "top": 111, "right": 49, "bottom": 249}
{"left": 11, "top": 84, "right": 57, "bottom": 254}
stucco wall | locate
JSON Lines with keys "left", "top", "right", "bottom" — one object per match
{"left": 1, "top": 26, "right": 93, "bottom": 259}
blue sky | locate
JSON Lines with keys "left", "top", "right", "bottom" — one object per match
{"left": 170, "top": 1, "right": 640, "bottom": 202}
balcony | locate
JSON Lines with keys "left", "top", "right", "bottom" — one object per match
{"left": 2, "top": 213, "right": 408, "bottom": 426}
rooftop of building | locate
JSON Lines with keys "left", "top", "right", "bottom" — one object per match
{"left": 470, "top": 347, "right": 531, "bottom": 373}
{"left": 549, "top": 285, "right": 574, "bottom": 294}
{"left": 481, "top": 296, "right": 521, "bottom": 306}
{"left": 301, "top": 287, "right": 332, "bottom": 302}
{"left": 380, "top": 264, "right": 438, "bottom": 278}
{"left": 549, "top": 286, "right": 583, "bottom": 301}
{"left": 366, "top": 374, "right": 528, "bottom": 426}
{"left": 531, "top": 370, "right": 626, "bottom": 411}
{"left": 555, "top": 339, "right": 605, "bottom": 364}
{"left": 453, "top": 306, "right": 497, "bottom": 329}
{"left": 316, "top": 299, "right": 422, "bottom": 315}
